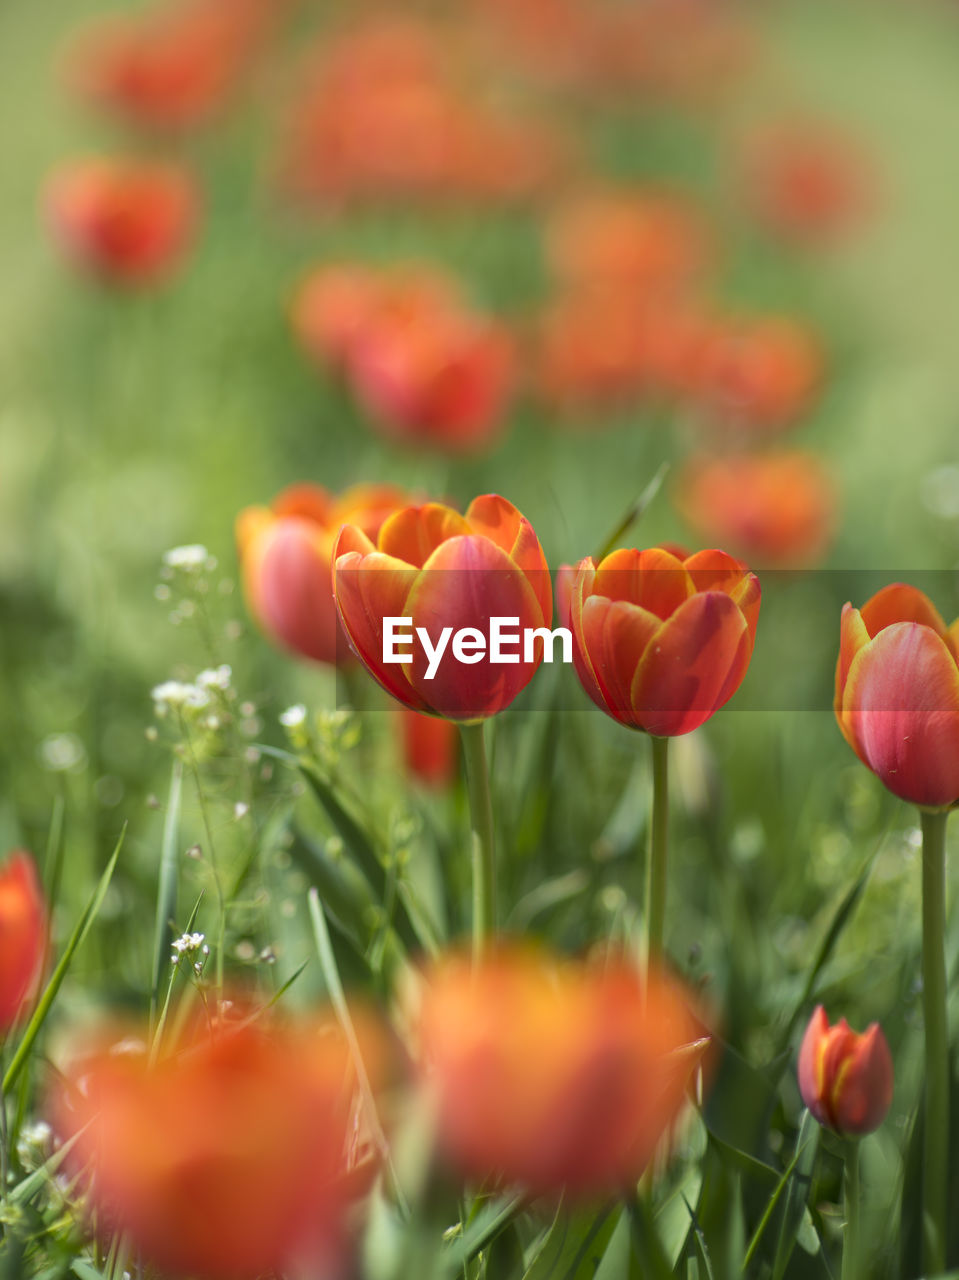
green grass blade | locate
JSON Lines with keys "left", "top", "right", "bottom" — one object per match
{"left": 150, "top": 760, "right": 181, "bottom": 1030}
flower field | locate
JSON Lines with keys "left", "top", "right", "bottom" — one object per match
{"left": 3, "top": 1, "right": 959, "bottom": 1277}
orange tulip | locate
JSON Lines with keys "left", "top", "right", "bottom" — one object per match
{"left": 798, "top": 1005, "right": 893, "bottom": 1136}
{"left": 418, "top": 947, "right": 708, "bottom": 1197}
{"left": 349, "top": 304, "right": 515, "bottom": 454}
{"left": 545, "top": 189, "right": 711, "bottom": 297}
{"left": 65, "top": 0, "right": 277, "bottom": 132}
{"left": 835, "top": 584, "right": 959, "bottom": 807}
{"left": 237, "top": 482, "right": 407, "bottom": 665}
{"left": 689, "top": 316, "right": 823, "bottom": 433}
{"left": 567, "top": 546, "right": 760, "bottom": 736}
{"left": 398, "top": 707, "right": 458, "bottom": 788}
{"left": 675, "top": 451, "right": 837, "bottom": 566}
{"left": 45, "top": 157, "right": 198, "bottom": 286}
{"left": 291, "top": 262, "right": 460, "bottom": 371}
{"left": 51, "top": 1014, "right": 384, "bottom": 1280}
{"left": 333, "top": 494, "right": 552, "bottom": 721}
{"left": 0, "top": 851, "right": 47, "bottom": 1035}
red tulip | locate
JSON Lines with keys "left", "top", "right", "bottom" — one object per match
{"left": 333, "top": 494, "right": 552, "bottom": 721}
{"left": 45, "top": 157, "right": 198, "bottom": 286}
{"left": 398, "top": 708, "right": 458, "bottom": 788}
{"left": 835, "top": 584, "right": 959, "bottom": 807}
{"left": 798, "top": 1005, "right": 893, "bottom": 1136}
{"left": 236, "top": 482, "right": 407, "bottom": 665}
{"left": 0, "top": 851, "right": 47, "bottom": 1034}
{"left": 51, "top": 1013, "right": 386, "bottom": 1279}
{"left": 418, "top": 947, "right": 708, "bottom": 1197}
{"left": 675, "top": 451, "right": 837, "bottom": 567}
{"left": 567, "top": 546, "right": 760, "bottom": 736}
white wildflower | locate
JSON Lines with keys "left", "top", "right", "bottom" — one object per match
{"left": 196, "top": 664, "right": 232, "bottom": 692}
{"left": 280, "top": 704, "right": 307, "bottom": 728}
{"left": 151, "top": 681, "right": 210, "bottom": 717}
{"left": 162, "top": 545, "right": 211, "bottom": 572}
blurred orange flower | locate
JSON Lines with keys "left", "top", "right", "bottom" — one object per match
{"left": 237, "top": 482, "right": 408, "bottom": 666}
{"left": 688, "top": 315, "right": 823, "bottom": 433}
{"left": 0, "top": 851, "right": 47, "bottom": 1035}
{"left": 418, "top": 947, "right": 708, "bottom": 1196}
{"left": 292, "top": 262, "right": 461, "bottom": 371}
{"left": 741, "top": 121, "right": 873, "bottom": 245}
{"left": 675, "top": 451, "right": 837, "bottom": 566}
{"left": 52, "top": 1014, "right": 386, "bottom": 1280}
{"left": 65, "top": 0, "right": 279, "bottom": 132}
{"left": 545, "top": 189, "right": 712, "bottom": 297}
{"left": 278, "top": 17, "right": 566, "bottom": 208}
{"left": 45, "top": 157, "right": 199, "bottom": 286}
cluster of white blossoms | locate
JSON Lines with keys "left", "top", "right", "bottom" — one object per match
{"left": 161, "top": 544, "right": 218, "bottom": 575}
{"left": 151, "top": 665, "right": 233, "bottom": 719}
{"left": 171, "top": 931, "right": 210, "bottom": 975}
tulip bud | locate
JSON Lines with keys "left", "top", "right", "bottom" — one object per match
{"left": 236, "top": 482, "right": 407, "bottom": 666}
{"left": 333, "top": 494, "right": 552, "bottom": 721}
{"left": 797, "top": 1005, "right": 893, "bottom": 1136}
{"left": 0, "top": 850, "right": 47, "bottom": 1034}
{"left": 834, "top": 583, "right": 959, "bottom": 807}
{"left": 45, "top": 157, "right": 199, "bottom": 286}
{"left": 566, "top": 545, "right": 760, "bottom": 736}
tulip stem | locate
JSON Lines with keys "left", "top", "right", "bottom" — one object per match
{"left": 460, "top": 722, "right": 496, "bottom": 961}
{"left": 920, "top": 806, "right": 949, "bottom": 1276}
{"left": 841, "top": 1138, "right": 861, "bottom": 1280}
{"left": 645, "top": 735, "right": 669, "bottom": 967}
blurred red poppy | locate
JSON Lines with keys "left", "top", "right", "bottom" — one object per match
{"left": 45, "top": 157, "right": 199, "bottom": 286}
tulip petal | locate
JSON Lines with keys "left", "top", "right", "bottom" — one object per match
{"left": 797, "top": 1005, "right": 832, "bottom": 1129}
{"left": 682, "top": 547, "right": 750, "bottom": 593}
{"left": 272, "top": 483, "right": 334, "bottom": 525}
{"left": 404, "top": 536, "right": 544, "bottom": 720}
{"left": 631, "top": 591, "right": 749, "bottom": 735}
{"left": 835, "top": 604, "right": 871, "bottom": 713}
{"left": 580, "top": 596, "right": 661, "bottom": 725}
{"left": 860, "top": 582, "right": 949, "bottom": 639}
{"left": 840, "top": 621, "right": 959, "bottom": 806}
{"left": 466, "top": 494, "right": 552, "bottom": 625}
{"left": 378, "top": 504, "right": 471, "bottom": 567}
{"left": 594, "top": 547, "right": 693, "bottom": 620}
{"left": 568, "top": 558, "right": 616, "bottom": 716}
{"left": 831, "top": 1022, "right": 894, "bottom": 1136}
{"left": 244, "top": 521, "right": 338, "bottom": 665}
{"left": 333, "top": 550, "right": 427, "bottom": 710}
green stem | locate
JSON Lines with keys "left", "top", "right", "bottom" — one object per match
{"left": 459, "top": 722, "right": 496, "bottom": 962}
{"left": 920, "top": 806, "right": 949, "bottom": 1275}
{"left": 645, "top": 736, "right": 669, "bottom": 968}
{"left": 841, "top": 1138, "right": 860, "bottom": 1280}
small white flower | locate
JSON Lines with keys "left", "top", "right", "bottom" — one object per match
{"left": 196, "top": 664, "right": 232, "bottom": 692}
{"left": 172, "top": 931, "right": 205, "bottom": 955}
{"left": 151, "top": 681, "right": 210, "bottom": 717}
{"left": 162, "top": 545, "right": 210, "bottom": 572}
{"left": 280, "top": 704, "right": 308, "bottom": 729}
{"left": 234, "top": 802, "right": 249, "bottom": 820}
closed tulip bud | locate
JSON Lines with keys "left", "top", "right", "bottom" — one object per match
{"left": 417, "top": 947, "right": 709, "bottom": 1198}
{"left": 835, "top": 583, "right": 959, "bottom": 807}
{"left": 675, "top": 451, "right": 837, "bottom": 567}
{"left": 333, "top": 494, "right": 552, "bottom": 721}
{"left": 567, "top": 546, "right": 760, "bottom": 736}
{"left": 236, "top": 482, "right": 408, "bottom": 666}
{"left": 0, "top": 851, "right": 47, "bottom": 1034}
{"left": 798, "top": 1005, "right": 893, "bottom": 1136}
{"left": 51, "top": 1013, "right": 387, "bottom": 1280}
{"left": 45, "top": 157, "right": 199, "bottom": 286}
{"left": 398, "top": 707, "right": 458, "bottom": 788}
